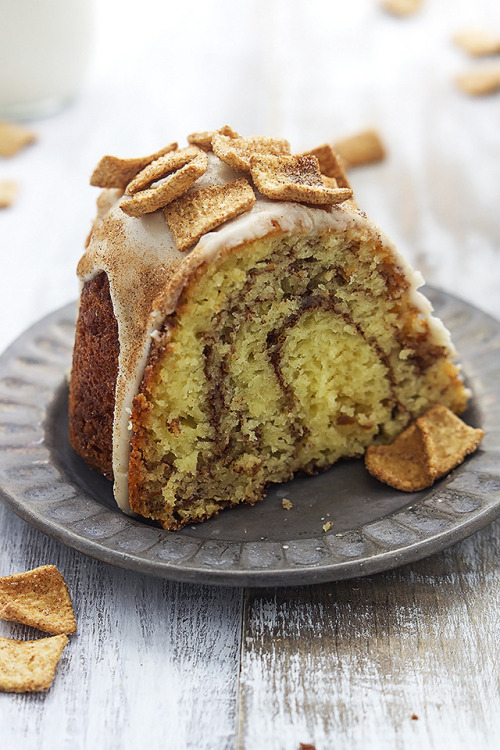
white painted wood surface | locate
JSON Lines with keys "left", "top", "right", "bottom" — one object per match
{"left": 0, "top": 501, "right": 243, "bottom": 750}
{"left": 240, "top": 522, "right": 500, "bottom": 749}
{"left": 0, "top": 1, "right": 499, "bottom": 748}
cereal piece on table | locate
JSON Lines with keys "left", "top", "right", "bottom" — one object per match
{"left": 165, "top": 178, "right": 255, "bottom": 252}
{"left": 333, "top": 129, "right": 386, "bottom": 169}
{"left": 0, "top": 120, "right": 37, "bottom": 157}
{"left": 0, "top": 565, "right": 76, "bottom": 635}
{"left": 456, "top": 65, "right": 500, "bottom": 95}
{"left": 187, "top": 125, "right": 239, "bottom": 151}
{"left": 453, "top": 30, "right": 500, "bottom": 57}
{"left": 212, "top": 133, "right": 291, "bottom": 173}
{"left": 90, "top": 142, "right": 178, "bottom": 189}
{"left": 381, "top": 0, "right": 422, "bottom": 17}
{"left": 416, "top": 403, "right": 484, "bottom": 479}
{"left": 300, "top": 143, "right": 351, "bottom": 189}
{"left": 0, "top": 180, "right": 18, "bottom": 208}
{"left": 0, "top": 634, "right": 68, "bottom": 693}
{"left": 120, "top": 149, "right": 208, "bottom": 217}
{"left": 281, "top": 498, "right": 294, "bottom": 510}
{"left": 250, "top": 153, "right": 352, "bottom": 205}
{"left": 365, "top": 423, "right": 435, "bottom": 492}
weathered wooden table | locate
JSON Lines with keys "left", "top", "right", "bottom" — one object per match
{"left": 1, "top": 2, "right": 499, "bottom": 747}
{"left": 1, "top": 502, "right": 498, "bottom": 749}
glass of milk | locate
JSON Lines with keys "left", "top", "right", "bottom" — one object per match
{"left": 0, "top": 0, "right": 93, "bottom": 120}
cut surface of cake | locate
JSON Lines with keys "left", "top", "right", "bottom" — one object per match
{"left": 69, "top": 128, "right": 467, "bottom": 530}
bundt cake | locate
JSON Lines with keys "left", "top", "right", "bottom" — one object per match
{"left": 69, "top": 127, "right": 468, "bottom": 530}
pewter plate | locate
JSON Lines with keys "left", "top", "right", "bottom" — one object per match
{"left": 0, "top": 289, "right": 499, "bottom": 586}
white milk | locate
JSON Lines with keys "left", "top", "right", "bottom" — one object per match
{"left": 0, "top": 0, "right": 92, "bottom": 119}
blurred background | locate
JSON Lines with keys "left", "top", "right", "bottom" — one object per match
{"left": 0, "top": 0, "right": 499, "bottom": 352}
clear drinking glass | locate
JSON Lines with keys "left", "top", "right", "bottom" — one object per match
{"left": 0, "top": 0, "right": 92, "bottom": 120}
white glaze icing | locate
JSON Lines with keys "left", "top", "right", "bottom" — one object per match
{"left": 78, "top": 153, "right": 454, "bottom": 513}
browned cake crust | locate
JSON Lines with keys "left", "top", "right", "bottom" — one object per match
{"left": 68, "top": 272, "right": 119, "bottom": 478}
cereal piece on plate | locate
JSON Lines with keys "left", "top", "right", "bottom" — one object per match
{"left": 165, "top": 178, "right": 255, "bottom": 252}
{"left": 365, "top": 422, "right": 435, "bottom": 491}
{"left": 333, "top": 129, "right": 386, "bottom": 169}
{"left": 0, "top": 634, "right": 68, "bottom": 693}
{"left": 300, "top": 143, "right": 351, "bottom": 189}
{"left": 90, "top": 142, "right": 178, "bottom": 189}
{"left": 416, "top": 403, "right": 484, "bottom": 479}
{"left": 212, "top": 133, "right": 290, "bottom": 172}
{"left": 0, "top": 565, "right": 77, "bottom": 635}
{"left": 0, "top": 119, "right": 36, "bottom": 157}
{"left": 250, "top": 153, "right": 352, "bottom": 205}
{"left": 188, "top": 125, "right": 239, "bottom": 151}
{"left": 456, "top": 65, "right": 500, "bottom": 95}
{"left": 453, "top": 30, "right": 500, "bottom": 57}
{"left": 0, "top": 180, "right": 18, "bottom": 208}
{"left": 381, "top": 0, "right": 422, "bottom": 17}
{"left": 281, "top": 498, "right": 294, "bottom": 510}
{"left": 366, "top": 404, "right": 484, "bottom": 491}
{"left": 120, "top": 148, "right": 208, "bottom": 217}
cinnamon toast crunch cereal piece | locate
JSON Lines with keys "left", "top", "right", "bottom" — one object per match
{"left": 381, "top": 0, "right": 422, "bottom": 17}
{"left": 456, "top": 65, "right": 500, "bottom": 95}
{"left": 165, "top": 178, "right": 255, "bottom": 252}
{"left": 188, "top": 125, "right": 239, "bottom": 151}
{"left": 453, "top": 30, "right": 500, "bottom": 57}
{"left": 0, "top": 119, "right": 37, "bottom": 157}
{"left": 416, "top": 404, "right": 484, "bottom": 479}
{"left": 301, "top": 144, "right": 351, "bottom": 189}
{"left": 0, "top": 634, "right": 68, "bottom": 693}
{"left": 126, "top": 146, "right": 202, "bottom": 194}
{"left": 90, "top": 142, "right": 178, "bottom": 189}
{"left": 250, "top": 153, "right": 353, "bottom": 205}
{"left": 212, "top": 134, "right": 291, "bottom": 172}
{"left": 366, "top": 405, "right": 483, "bottom": 491}
{"left": 0, "top": 180, "right": 18, "bottom": 208}
{"left": 321, "top": 176, "right": 338, "bottom": 189}
{"left": 333, "top": 129, "right": 386, "bottom": 169}
{"left": 187, "top": 131, "right": 214, "bottom": 151}
{"left": 218, "top": 125, "right": 240, "bottom": 138}
{"left": 365, "top": 423, "right": 435, "bottom": 491}
{"left": 120, "top": 149, "right": 208, "bottom": 217}
{"left": 0, "top": 565, "right": 76, "bottom": 635}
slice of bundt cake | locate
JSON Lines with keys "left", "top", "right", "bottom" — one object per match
{"left": 69, "top": 128, "right": 467, "bottom": 530}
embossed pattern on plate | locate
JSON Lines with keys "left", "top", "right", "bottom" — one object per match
{"left": 0, "top": 289, "right": 499, "bottom": 586}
